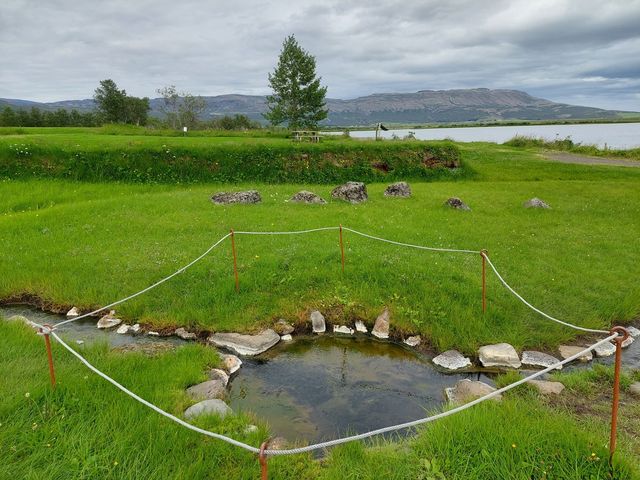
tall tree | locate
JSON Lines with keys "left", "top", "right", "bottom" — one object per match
{"left": 178, "top": 93, "right": 205, "bottom": 129}
{"left": 124, "top": 96, "right": 151, "bottom": 126}
{"left": 157, "top": 85, "right": 205, "bottom": 129}
{"left": 94, "top": 79, "right": 127, "bottom": 123}
{"left": 156, "top": 85, "right": 180, "bottom": 129}
{"left": 264, "top": 35, "right": 328, "bottom": 129}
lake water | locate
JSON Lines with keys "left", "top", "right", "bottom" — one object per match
{"left": 340, "top": 122, "right": 640, "bottom": 150}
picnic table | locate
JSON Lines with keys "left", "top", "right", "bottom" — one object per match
{"left": 292, "top": 130, "right": 320, "bottom": 143}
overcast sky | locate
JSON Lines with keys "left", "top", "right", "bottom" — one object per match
{"left": 1, "top": 0, "right": 639, "bottom": 110}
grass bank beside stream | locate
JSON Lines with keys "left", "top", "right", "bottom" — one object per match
{"left": 0, "top": 131, "right": 464, "bottom": 184}
{"left": 1, "top": 142, "right": 639, "bottom": 353}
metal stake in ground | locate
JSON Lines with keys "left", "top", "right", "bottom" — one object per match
{"left": 339, "top": 224, "right": 345, "bottom": 272}
{"left": 39, "top": 324, "right": 56, "bottom": 388}
{"left": 609, "top": 326, "right": 629, "bottom": 463}
{"left": 259, "top": 440, "right": 270, "bottom": 479}
{"left": 230, "top": 229, "right": 239, "bottom": 292}
{"left": 480, "top": 250, "right": 488, "bottom": 313}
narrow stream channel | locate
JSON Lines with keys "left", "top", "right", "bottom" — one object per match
{"left": 3, "top": 306, "right": 638, "bottom": 445}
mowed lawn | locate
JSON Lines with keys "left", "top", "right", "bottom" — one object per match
{"left": 1, "top": 142, "right": 639, "bottom": 353}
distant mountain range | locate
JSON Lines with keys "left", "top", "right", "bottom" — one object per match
{"left": 0, "top": 88, "right": 633, "bottom": 126}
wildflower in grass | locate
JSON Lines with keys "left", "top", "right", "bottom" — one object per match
{"left": 511, "top": 443, "right": 517, "bottom": 449}
{"left": 24, "top": 392, "right": 30, "bottom": 398}
{"left": 32, "top": 423, "right": 38, "bottom": 430}
{"left": 113, "top": 461, "right": 119, "bottom": 466}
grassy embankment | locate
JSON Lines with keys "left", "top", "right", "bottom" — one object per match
{"left": 1, "top": 129, "right": 639, "bottom": 478}
{"left": 0, "top": 129, "right": 462, "bottom": 184}
{"left": 2, "top": 319, "right": 638, "bottom": 479}
{"left": 0, "top": 132, "right": 639, "bottom": 353}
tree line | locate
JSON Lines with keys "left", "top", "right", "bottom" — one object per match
{"left": 0, "top": 105, "right": 100, "bottom": 127}
{"left": 2, "top": 35, "right": 327, "bottom": 130}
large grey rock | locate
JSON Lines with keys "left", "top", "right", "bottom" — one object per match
{"left": 445, "top": 379, "right": 501, "bottom": 404}
{"left": 221, "top": 354, "right": 242, "bottom": 374}
{"left": 208, "top": 368, "right": 230, "bottom": 386}
{"left": 445, "top": 197, "right": 471, "bottom": 211}
{"left": 211, "top": 190, "right": 261, "bottom": 205}
{"left": 66, "top": 307, "right": 80, "bottom": 317}
{"left": 290, "top": 191, "right": 327, "bottom": 204}
{"left": 116, "top": 324, "right": 130, "bottom": 334}
{"left": 175, "top": 327, "right": 197, "bottom": 341}
{"left": 310, "top": 311, "right": 326, "bottom": 333}
{"left": 558, "top": 345, "right": 592, "bottom": 362}
{"left": 630, "top": 382, "right": 640, "bottom": 397}
{"left": 209, "top": 329, "right": 280, "bottom": 356}
{"left": 130, "top": 323, "right": 141, "bottom": 334}
{"left": 594, "top": 342, "right": 616, "bottom": 357}
{"left": 184, "top": 399, "right": 232, "bottom": 419}
{"left": 626, "top": 326, "right": 640, "bottom": 338}
{"left": 523, "top": 198, "right": 551, "bottom": 209}
{"left": 528, "top": 380, "right": 565, "bottom": 395}
{"left": 521, "top": 351, "right": 562, "bottom": 370}
{"left": 97, "top": 312, "right": 122, "bottom": 329}
{"left": 187, "top": 380, "right": 227, "bottom": 400}
{"left": 331, "top": 181, "right": 368, "bottom": 203}
{"left": 333, "top": 325, "right": 354, "bottom": 335}
{"left": 433, "top": 350, "right": 472, "bottom": 371}
{"left": 404, "top": 335, "right": 421, "bottom": 347}
{"left": 384, "top": 182, "right": 411, "bottom": 198}
{"left": 478, "top": 343, "right": 521, "bottom": 368}
{"left": 372, "top": 308, "right": 390, "bottom": 339}
{"left": 355, "top": 320, "right": 368, "bottom": 333}
{"left": 273, "top": 319, "right": 294, "bottom": 335}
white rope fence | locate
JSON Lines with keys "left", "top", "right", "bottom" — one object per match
{"left": 482, "top": 253, "right": 609, "bottom": 334}
{"left": 52, "top": 225, "right": 604, "bottom": 335}
{"left": 53, "top": 233, "right": 231, "bottom": 329}
{"left": 41, "top": 327, "right": 618, "bottom": 456}
{"left": 27, "top": 225, "right": 620, "bottom": 457}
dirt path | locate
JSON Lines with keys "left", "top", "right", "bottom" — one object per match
{"left": 545, "top": 152, "right": 640, "bottom": 168}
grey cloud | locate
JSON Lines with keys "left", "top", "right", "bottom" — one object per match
{"left": 0, "top": 0, "right": 639, "bottom": 111}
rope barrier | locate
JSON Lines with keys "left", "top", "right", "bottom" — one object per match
{"left": 52, "top": 233, "right": 231, "bottom": 329}
{"left": 41, "top": 328, "right": 619, "bottom": 456}
{"left": 22, "top": 223, "right": 630, "bottom": 470}
{"left": 234, "top": 227, "right": 339, "bottom": 235}
{"left": 340, "top": 227, "right": 481, "bottom": 254}
{"left": 47, "top": 226, "right": 606, "bottom": 336}
{"left": 481, "top": 253, "right": 610, "bottom": 334}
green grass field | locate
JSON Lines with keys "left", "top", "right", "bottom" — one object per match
{"left": 1, "top": 129, "right": 639, "bottom": 478}
{"left": 1, "top": 141, "right": 638, "bottom": 352}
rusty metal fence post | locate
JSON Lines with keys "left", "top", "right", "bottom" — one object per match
{"left": 609, "top": 326, "right": 629, "bottom": 463}
{"left": 230, "top": 229, "right": 239, "bottom": 292}
{"left": 259, "top": 440, "right": 270, "bottom": 479}
{"left": 39, "top": 324, "right": 56, "bottom": 388}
